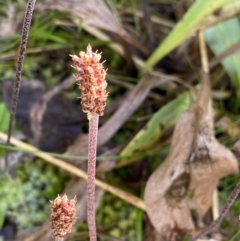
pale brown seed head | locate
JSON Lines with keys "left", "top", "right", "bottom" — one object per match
{"left": 70, "top": 44, "right": 108, "bottom": 116}
{"left": 50, "top": 194, "right": 77, "bottom": 239}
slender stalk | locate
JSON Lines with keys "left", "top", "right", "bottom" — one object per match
{"left": 191, "top": 181, "right": 240, "bottom": 241}
{"left": 71, "top": 45, "right": 107, "bottom": 240}
{"left": 5, "top": 0, "right": 36, "bottom": 173}
{"left": 87, "top": 114, "right": 99, "bottom": 241}
{"left": 55, "top": 238, "right": 64, "bottom": 241}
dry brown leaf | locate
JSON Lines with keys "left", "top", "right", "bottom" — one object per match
{"left": 38, "top": 0, "right": 121, "bottom": 33}
{"left": 37, "top": 0, "right": 149, "bottom": 55}
{"left": 144, "top": 108, "right": 196, "bottom": 240}
{"left": 144, "top": 78, "right": 238, "bottom": 241}
{"left": 233, "top": 139, "right": 240, "bottom": 159}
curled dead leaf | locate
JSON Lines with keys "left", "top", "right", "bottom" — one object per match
{"left": 144, "top": 79, "right": 238, "bottom": 241}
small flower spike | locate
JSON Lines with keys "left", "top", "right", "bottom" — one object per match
{"left": 70, "top": 44, "right": 108, "bottom": 118}
{"left": 50, "top": 194, "right": 77, "bottom": 240}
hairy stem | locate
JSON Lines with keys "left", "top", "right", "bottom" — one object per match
{"left": 191, "top": 181, "right": 240, "bottom": 241}
{"left": 87, "top": 114, "right": 99, "bottom": 241}
{"left": 55, "top": 237, "right": 64, "bottom": 241}
{"left": 5, "top": 0, "right": 36, "bottom": 173}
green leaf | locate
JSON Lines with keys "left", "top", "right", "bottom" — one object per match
{"left": 204, "top": 18, "right": 240, "bottom": 101}
{"left": 0, "top": 102, "right": 10, "bottom": 133}
{"left": 117, "top": 93, "right": 190, "bottom": 167}
{"left": 29, "top": 29, "right": 67, "bottom": 44}
{"left": 0, "top": 203, "right": 6, "bottom": 229}
{"left": 141, "top": 0, "right": 233, "bottom": 74}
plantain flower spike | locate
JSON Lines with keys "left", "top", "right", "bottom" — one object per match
{"left": 50, "top": 194, "right": 77, "bottom": 240}
{"left": 70, "top": 44, "right": 108, "bottom": 119}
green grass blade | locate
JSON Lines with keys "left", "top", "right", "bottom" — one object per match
{"left": 0, "top": 103, "right": 10, "bottom": 133}
{"left": 141, "top": 0, "right": 233, "bottom": 74}
{"left": 118, "top": 93, "right": 190, "bottom": 167}
{"left": 204, "top": 18, "right": 240, "bottom": 102}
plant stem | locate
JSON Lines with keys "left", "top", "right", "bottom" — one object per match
{"left": 191, "top": 181, "right": 240, "bottom": 241}
{"left": 87, "top": 114, "right": 99, "bottom": 241}
{"left": 5, "top": 0, "right": 36, "bottom": 173}
{"left": 55, "top": 237, "right": 64, "bottom": 241}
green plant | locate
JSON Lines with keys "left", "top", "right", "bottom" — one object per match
{"left": 0, "top": 158, "right": 69, "bottom": 230}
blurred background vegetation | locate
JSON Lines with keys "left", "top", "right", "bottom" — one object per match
{"left": 0, "top": 0, "right": 240, "bottom": 240}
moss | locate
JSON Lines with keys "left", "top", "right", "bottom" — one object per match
{"left": 0, "top": 158, "right": 69, "bottom": 230}
{"left": 109, "top": 228, "right": 121, "bottom": 238}
{"left": 96, "top": 192, "right": 138, "bottom": 241}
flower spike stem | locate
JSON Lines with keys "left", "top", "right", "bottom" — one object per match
{"left": 87, "top": 114, "right": 99, "bottom": 241}
{"left": 55, "top": 238, "right": 64, "bottom": 241}
{"left": 5, "top": 0, "right": 36, "bottom": 174}
{"left": 71, "top": 44, "right": 108, "bottom": 241}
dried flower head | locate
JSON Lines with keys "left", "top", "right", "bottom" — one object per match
{"left": 70, "top": 44, "right": 107, "bottom": 117}
{"left": 50, "top": 194, "right": 77, "bottom": 239}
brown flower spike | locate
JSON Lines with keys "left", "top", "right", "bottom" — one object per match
{"left": 50, "top": 194, "right": 77, "bottom": 239}
{"left": 70, "top": 44, "right": 107, "bottom": 118}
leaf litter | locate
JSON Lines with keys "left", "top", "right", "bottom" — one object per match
{"left": 144, "top": 74, "right": 238, "bottom": 241}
